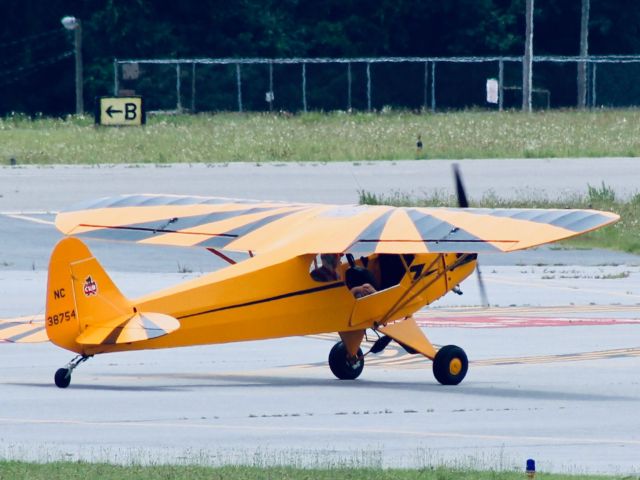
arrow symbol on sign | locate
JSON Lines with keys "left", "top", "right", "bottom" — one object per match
{"left": 106, "top": 105, "right": 123, "bottom": 118}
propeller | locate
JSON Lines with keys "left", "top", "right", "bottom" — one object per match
{"left": 452, "top": 163, "right": 469, "bottom": 208}
{"left": 452, "top": 163, "right": 490, "bottom": 308}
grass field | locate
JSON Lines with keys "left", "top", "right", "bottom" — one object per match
{"left": 2, "top": 109, "right": 640, "bottom": 164}
{"left": 360, "top": 183, "right": 640, "bottom": 254}
{"left": 0, "top": 462, "right": 630, "bottom": 480}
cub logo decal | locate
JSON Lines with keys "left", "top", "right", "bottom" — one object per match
{"left": 83, "top": 276, "right": 98, "bottom": 297}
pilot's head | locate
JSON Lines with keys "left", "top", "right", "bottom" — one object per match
{"left": 320, "top": 253, "right": 340, "bottom": 270}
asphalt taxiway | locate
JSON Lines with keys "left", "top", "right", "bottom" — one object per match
{"left": 1, "top": 161, "right": 639, "bottom": 474}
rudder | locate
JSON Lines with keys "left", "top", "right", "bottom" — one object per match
{"left": 45, "top": 237, "right": 131, "bottom": 353}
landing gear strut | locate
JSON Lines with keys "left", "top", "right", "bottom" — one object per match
{"left": 54, "top": 354, "right": 91, "bottom": 389}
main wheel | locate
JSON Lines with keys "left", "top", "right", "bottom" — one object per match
{"left": 328, "top": 341, "right": 364, "bottom": 380}
{"left": 54, "top": 368, "right": 71, "bottom": 389}
{"left": 433, "top": 345, "right": 468, "bottom": 385}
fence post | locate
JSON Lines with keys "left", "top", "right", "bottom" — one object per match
{"left": 236, "top": 63, "right": 243, "bottom": 112}
{"left": 302, "top": 63, "right": 307, "bottom": 112}
{"left": 113, "top": 58, "right": 119, "bottom": 96}
{"left": 176, "top": 63, "right": 182, "bottom": 112}
{"left": 423, "top": 61, "right": 429, "bottom": 110}
{"left": 431, "top": 61, "right": 436, "bottom": 112}
{"left": 268, "top": 61, "right": 274, "bottom": 111}
{"left": 577, "top": 0, "right": 590, "bottom": 108}
{"left": 498, "top": 60, "right": 504, "bottom": 111}
{"left": 522, "top": 0, "right": 534, "bottom": 111}
{"left": 191, "top": 62, "right": 196, "bottom": 112}
{"left": 591, "top": 62, "right": 597, "bottom": 108}
{"left": 366, "top": 62, "right": 372, "bottom": 111}
{"left": 347, "top": 62, "right": 352, "bottom": 110}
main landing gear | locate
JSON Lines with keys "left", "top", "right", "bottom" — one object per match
{"left": 432, "top": 345, "right": 468, "bottom": 385}
{"left": 327, "top": 338, "right": 468, "bottom": 385}
{"left": 54, "top": 354, "right": 91, "bottom": 389}
{"left": 328, "top": 341, "right": 364, "bottom": 380}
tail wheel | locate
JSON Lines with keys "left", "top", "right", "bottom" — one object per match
{"left": 328, "top": 341, "right": 364, "bottom": 380}
{"left": 54, "top": 368, "right": 71, "bottom": 389}
{"left": 433, "top": 345, "right": 468, "bottom": 385}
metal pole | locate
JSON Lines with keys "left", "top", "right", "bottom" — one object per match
{"left": 236, "top": 64, "right": 243, "bottom": 112}
{"left": 498, "top": 60, "right": 504, "bottom": 111}
{"left": 191, "top": 62, "right": 196, "bottom": 112}
{"left": 522, "top": 0, "right": 534, "bottom": 112}
{"left": 113, "top": 59, "right": 119, "bottom": 96}
{"left": 592, "top": 62, "right": 597, "bottom": 107}
{"left": 268, "top": 62, "right": 274, "bottom": 111}
{"left": 423, "top": 61, "right": 428, "bottom": 110}
{"left": 74, "top": 20, "right": 83, "bottom": 114}
{"left": 431, "top": 61, "right": 436, "bottom": 112}
{"left": 302, "top": 63, "right": 307, "bottom": 112}
{"left": 347, "top": 63, "right": 352, "bottom": 110}
{"left": 366, "top": 62, "right": 371, "bottom": 111}
{"left": 577, "top": 0, "right": 590, "bottom": 108}
{"left": 176, "top": 63, "right": 182, "bottom": 111}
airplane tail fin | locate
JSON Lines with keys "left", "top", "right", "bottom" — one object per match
{"left": 45, "top": 237, "right": 178, "bottom": 353}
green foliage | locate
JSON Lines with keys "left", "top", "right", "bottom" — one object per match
{"left": 5, "top": 109, "right": 640, "bottom": 164}
{"left": 587, "top": 182, "right": 616, "bottom": 205}
{"left": 0, "top": 462, "right": 626, "bottom": 480}
{"left": 3, "top": 1, "right": 640, "bottom": 114}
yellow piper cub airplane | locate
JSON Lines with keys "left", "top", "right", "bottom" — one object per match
{"left": 0, "top": 167, "right": 619, "bottom": 388}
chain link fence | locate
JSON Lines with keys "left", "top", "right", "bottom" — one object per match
{"left": 113, "top": 56, "right": 640, "bottom": 113}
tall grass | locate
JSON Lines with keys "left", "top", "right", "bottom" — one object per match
{"left": 0, "top": 462, "right": 624, "bottom": 480}
{"left": 3, "top": 109, "right": 640, "bottom": 164}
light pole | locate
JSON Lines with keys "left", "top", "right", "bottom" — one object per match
{"left": 61, "top": 16, "right": 83, "bottom": 115}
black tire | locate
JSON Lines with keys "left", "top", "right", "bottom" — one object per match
{"left": 432, "top": 345, "right": 468, "bottom": 385}
{"left": 328, "top": 341, "right": 364, "bottom": 380}
{"left": 54, "top": 368, "right": 71, "bottom": 389}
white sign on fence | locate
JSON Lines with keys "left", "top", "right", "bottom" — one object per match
{"left": 486, "top": 78, "right": 499, "bottom": 104}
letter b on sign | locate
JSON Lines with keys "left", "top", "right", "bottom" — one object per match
{"left": 125, "top": 103, "right": 137, "bottom": 120}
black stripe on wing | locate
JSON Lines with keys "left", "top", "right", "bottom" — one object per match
{"left": 197, "top": 209, "right": 304, "bottom": 249}
{"left": 78, "top": 207, "right": 281, "bottom": 242}
{"left": 346, "top": 209, "right": 394, "bottom": 254}
{"left": 407, "top": 209, "right": 502, "bottom": 252}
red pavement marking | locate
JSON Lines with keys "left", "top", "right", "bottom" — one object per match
{"left": 414, "top": 315, "right": 640, "bottom": 328}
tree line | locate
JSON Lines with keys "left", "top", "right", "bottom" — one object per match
{"left": 1, "top": 0, "right": 639, "bottom": 115}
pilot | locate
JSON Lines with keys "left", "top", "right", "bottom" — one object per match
{"left": 311, "top": 253, "right": 376, "bottom": 298}
{"left": 351, "top": 282, "right": 376, "bottom": 299}
{"left": 310, "top": 253, "right": 340, "bottom": 282}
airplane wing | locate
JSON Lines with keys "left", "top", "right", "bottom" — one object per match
{"left": 56, "top": 194, "right": 619, "bottom": 255}
{"left": 0, "top": 315, "right": 48, "bottom": 343}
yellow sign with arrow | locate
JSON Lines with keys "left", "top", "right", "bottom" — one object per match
{"left": 96, "top": 97, "right": 145, "bottom": 126}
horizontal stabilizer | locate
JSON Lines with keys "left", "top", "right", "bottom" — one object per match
{"left": 76, "top": 312, "right": 179, "bottom": 346}
{"left": 0, "top": 315, "right": 48, "bottom": 343}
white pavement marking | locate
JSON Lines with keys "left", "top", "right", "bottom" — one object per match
{"left": 0, "top": 211, "right": 56, "bottom": 215}
{"left": 3, "top": 214, "right": 55, "bottom": 226}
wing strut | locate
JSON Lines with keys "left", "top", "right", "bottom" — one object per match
{"left": 206, "top": 248, "right": 237, "bottom": 265}
{"left": 377, "top": 253, "right": 476, "bottom": 327}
